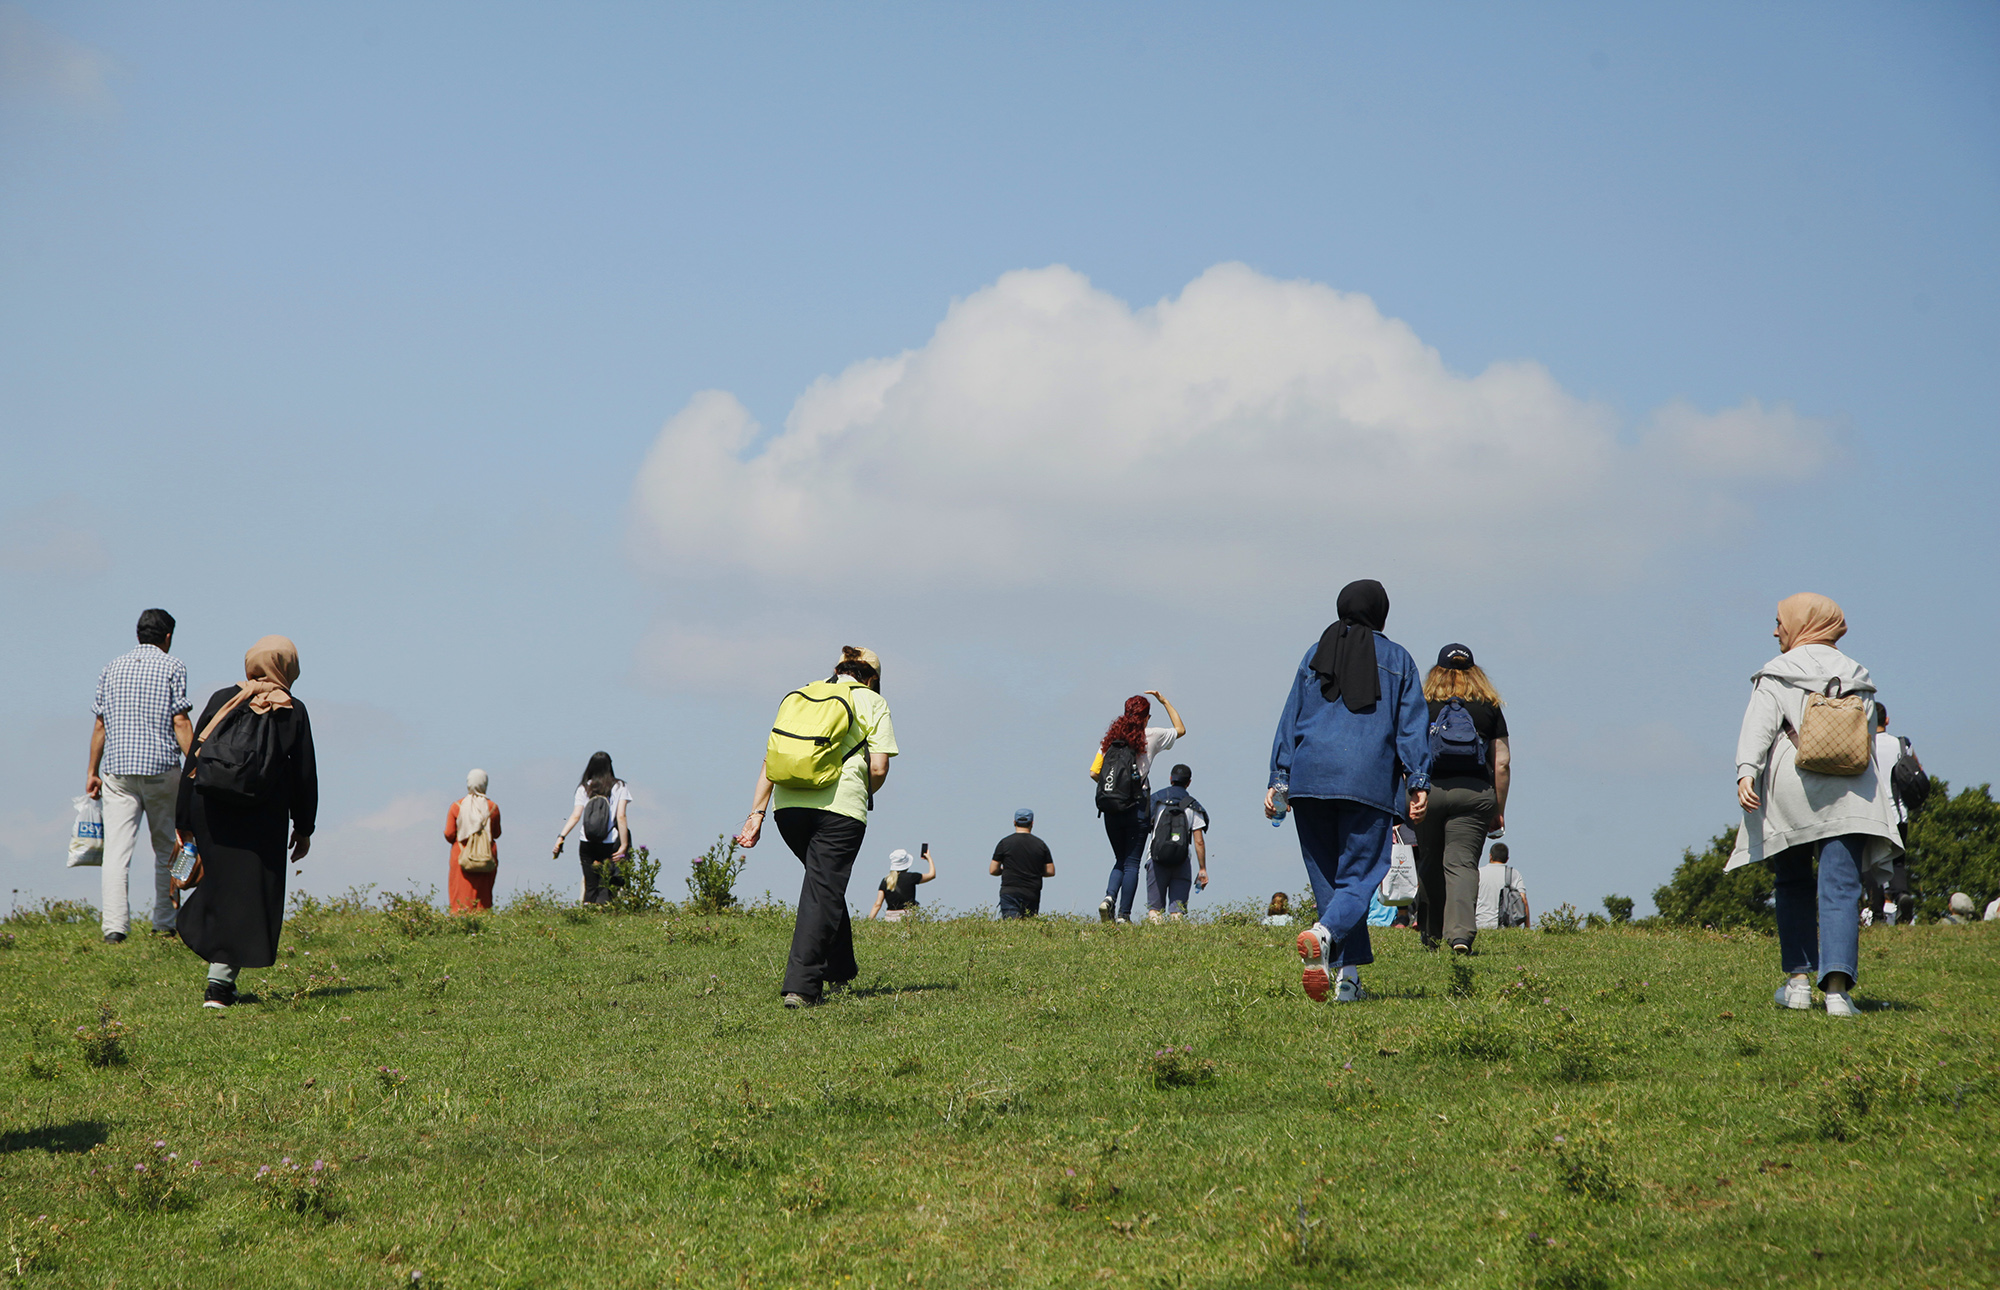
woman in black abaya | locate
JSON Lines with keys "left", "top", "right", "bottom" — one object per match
{"left": 176, "top": 635, "right": 317, "bottom": 1008}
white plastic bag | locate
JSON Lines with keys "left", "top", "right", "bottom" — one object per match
{"left": 1379, "top": 824, "right": 1418, "bottom": 906}
{"left": 67, "top": 795, "right": 104, "bottom": 868}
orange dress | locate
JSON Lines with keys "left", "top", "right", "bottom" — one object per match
{"left": 444, "top": 798, "right": 500, "bottom": 912}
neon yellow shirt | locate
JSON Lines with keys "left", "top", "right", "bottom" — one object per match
{"left": 771, "top": 682, "right": 898, "bottom": 823}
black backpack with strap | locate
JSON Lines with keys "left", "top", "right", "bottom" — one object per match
{"left": 582, "top": 793, "right": 614, "bottom": 843}
{"left": 1151, "top": 800, "right": 1192, "bottom": 869}
{"left": 192, "top": 707, "right": 286, "bottom": 806}
{"left": 1095, "top": 741, "right": 1145, "bottom": 814}
{"left": 1889, "top": 736, "right": 1930, "bottom": 814}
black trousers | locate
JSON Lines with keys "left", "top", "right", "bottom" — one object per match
{"left": 775, "top": 807, "right": 865, "bottom": 1001}
{"left": 579, "top": 840, "right": 623, "bottom": 904}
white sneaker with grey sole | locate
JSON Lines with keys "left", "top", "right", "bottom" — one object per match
{"left": 1774, "top": 977, "right": 1812, "bottom": 1011}
{"left": 1823, "top": 990, "right": 1860, "bottom": 1018}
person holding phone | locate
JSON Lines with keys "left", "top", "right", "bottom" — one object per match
{"left": 868, "top": 846, "right": 935, "bottom": 922}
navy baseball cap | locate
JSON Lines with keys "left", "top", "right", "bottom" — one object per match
{"left": 1014, "top": 808, "right": 1034, "bottom": 825}
{"left": 1437, "top": 643, "right": 1475, "bottom": 670}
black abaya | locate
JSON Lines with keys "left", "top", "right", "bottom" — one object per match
{"left": 175, "top": 687, "right": 318, "bottom": 969}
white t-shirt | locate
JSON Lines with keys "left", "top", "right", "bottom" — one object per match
{"left": 1138, "top": 727, "right": 1177, "bottom": 780}
{"left": 1874, "top": 732, "right": 1908, "bottom": 822}
{"left": 574, "top": 781, "right": 632, "bottom": 845}
{"left": 1475, "top": 863, "right": 1526, "bottom": 930}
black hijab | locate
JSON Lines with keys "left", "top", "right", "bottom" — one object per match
{"left": 1310, "top": 580, "right": 1390, "bottom": 713}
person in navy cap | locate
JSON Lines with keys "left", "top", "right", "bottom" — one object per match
{"left": 990, "top": 809, "right": 1054, "bottom": 919}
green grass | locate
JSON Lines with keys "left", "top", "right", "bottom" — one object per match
{"left": 3, "top": 898, "right": 1997, "bottom": 1288}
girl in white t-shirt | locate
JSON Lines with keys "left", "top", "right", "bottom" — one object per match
{"left": 1087, "top": 690, "right": 1186, "bottom": 924}
{"left": 553, "top": 751, "right": 631, "bottom": 904}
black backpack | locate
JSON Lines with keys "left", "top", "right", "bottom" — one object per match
{"left": 192, "top": 707, "right": 285, "bottom": 805}
{"left": 1094, "top": 741, "right": 1146, "bottom": 814}
{"left": 582, "top": 793, "right": 614, "bottom": 843}
{"left": 1428, "top": 698, "right": 1486, "bottom": 768}
{"left": 1498, "top": 884, "right": 1528, "bottom": 928}
{"left": 1151, "top": 801, "right": 1192, "bottom": 868}
{"left": 1889, "top": 737, "right": 1930, "bottom": 814}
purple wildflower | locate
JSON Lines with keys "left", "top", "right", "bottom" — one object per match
{"left": 153, "top": 1139, "right": 166, "bottom": 1148}
{"left": 1065, "top": 1168, "right": 1076, "bottom": 1177}
{"left": 1553, "top": 1135, "right": 1566, "bottom": 1144}
{"left": 133, "top": 1163, "right": 147, "bottom": 1173}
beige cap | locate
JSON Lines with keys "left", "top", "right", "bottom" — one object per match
{"left": 838, "top": 645, "right": 881, "bottom": 688}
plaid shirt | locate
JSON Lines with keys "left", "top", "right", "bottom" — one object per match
{"left": 93, "top": 646, "right": 190, "bottom": 776}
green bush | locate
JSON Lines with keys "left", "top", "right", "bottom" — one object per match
{"left": 601, "top": 845, "right": 666, "bottom": 914}
{"left": 1539, "top": 903, "right": 1583, "bottom": 935}
{"left": 3, "top": 897, "right": 96, "bottom": 927}
{"left": 685, "top": 836, "right": 746, "bottom": 914}
{"left": 1650, "top": 828, "right": 1775, "bottom": 930}
{"left": 1903, "top": 779, "right": 2000, "bottom": 918}
{"left": 1602, "top": 895, "right": 1634, "bottom": 924}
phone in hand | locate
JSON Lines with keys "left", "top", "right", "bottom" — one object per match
{"left": 921, "top": 843, "right": 930, "bottom": 858}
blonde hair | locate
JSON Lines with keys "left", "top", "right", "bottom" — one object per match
{"left": 1423, "top": 664, "right": 1503, "bottom": 705}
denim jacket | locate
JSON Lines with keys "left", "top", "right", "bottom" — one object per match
{"left": 1268, "top": 638, "right": 1432, "bottom": 817}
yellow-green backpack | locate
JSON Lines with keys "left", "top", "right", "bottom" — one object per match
{"left": 765, "top": 680, "right": 869, "bottom": 791}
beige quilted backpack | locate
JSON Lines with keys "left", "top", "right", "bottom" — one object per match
{"left": 1791, "top": 680, "right": 1871, "bottom": 776}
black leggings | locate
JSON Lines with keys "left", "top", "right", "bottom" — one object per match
{"left": 579, "top": 840, "right": 624, "bottom": 904}
{"left": 775, "top": 807, "right": 866, "bottom": 1001}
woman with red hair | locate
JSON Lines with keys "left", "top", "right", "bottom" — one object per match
{"left": 1087, "top": 690, "right": 1185, "bottom": 923}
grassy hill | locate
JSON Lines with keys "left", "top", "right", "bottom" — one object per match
{"left": 3, "top": 891, "right": 1996, "bottom": 1289}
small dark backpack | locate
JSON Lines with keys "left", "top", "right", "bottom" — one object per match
{"left": 1498, "top": 883, "right": 1528, "bottom": 928}
{"left": 1094, "top": 741, "right": 1145, "bottom": 814}
{"left": 1151, "top": 801, "right": 1192, "bottom": 869}
{"left": 582, "top": 793, "right": 614, "bottom": 843}
{"left": 1889, "top": 737, "right": 1930, "bottom": 814}
{"left": 193, "top": 707, "right": 285, "bottom": 805}
{"left": 1428, "top": 698, "right": 1487, "bottom": 768}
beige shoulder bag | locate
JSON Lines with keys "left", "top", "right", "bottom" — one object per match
{"left": 1790, "top": 679, "right": 1871, "bottom": 776}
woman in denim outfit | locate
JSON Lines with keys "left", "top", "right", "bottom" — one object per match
{"left": 1265, "top": 581, "right": 1431, "bottom": 1002}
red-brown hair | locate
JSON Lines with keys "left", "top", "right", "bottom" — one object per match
{"left": 1101, "top": 696, "right": 1151, "bottom": 756}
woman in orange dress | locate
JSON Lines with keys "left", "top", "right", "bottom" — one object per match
{"left": 444, "top": 769, "right": 500, "bottom": 912}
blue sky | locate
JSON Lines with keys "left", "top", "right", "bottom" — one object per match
{"left": 4, "top": 2, "right": 1996, "bottom": 920}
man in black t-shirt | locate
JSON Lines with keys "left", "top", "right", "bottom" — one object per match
{"left": 990, "top": 808, "right": 1054, "bottom": 919}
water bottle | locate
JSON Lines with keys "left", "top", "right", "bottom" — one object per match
{"left": 171, "top": 841, "right": 198, "bottom": 884}
{"left": 1269, "top": 783, "right": 1289, "bottom": 827}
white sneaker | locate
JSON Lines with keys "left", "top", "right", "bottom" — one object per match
{"left": 1774, "top": 977, "right": 1812, "bottom": 1011}
{"left": 1297, "top": 926, "right": 1333, "bottom": 1002}
{"left": 1334, "top": 976, "right": 1365, "bottom": 1003}
{"left": 1116, "top": 917, "right": 1132, "bottom": 925}
{"left": 1098, "top": 898, "right": 1114, "bottom": 923}
{"left": 1145, "top": 910, "right": 1165, "bottom": 926}
{"left": 1823, "top": 990, "right": 1860, "bottom": 1018}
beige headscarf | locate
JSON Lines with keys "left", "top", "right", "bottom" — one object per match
{"left": 457, "top": 769, "right": 492, "bottom": 840}
{"left": 195, "top": 635, "right": 300, "bottom": 744}
{"left": 1775, "top": 594, "right": 1847, "bottom": 652}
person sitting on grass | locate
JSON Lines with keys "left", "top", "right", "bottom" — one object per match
{"left": 867, "top": 846, "right": 934, "bottom": 922}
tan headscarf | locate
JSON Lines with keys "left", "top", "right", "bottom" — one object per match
{"left": 196, "top": 635, "right": 300, "bottom": 744}
{"left": 1775, "top": 594, "right": 1847, "bottom": 652}
{"left": 457, "top": 769, "right": 492, "bottom": 840}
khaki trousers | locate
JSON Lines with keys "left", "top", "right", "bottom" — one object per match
{"left": 101, "top": 772, "right": 179, "bottom": 935}
{"left": 1414, "top": 785, "right": 1497, "bottom": 948}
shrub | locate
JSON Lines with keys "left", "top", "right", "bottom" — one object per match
{"left": 1546, "top": 1120, "right": 1623, "bottom": 1202}
{"left": 503, "top": 886, "right": 573, "bottom": 914}
{"left": 85, "top": 1141, "right": 201, "bottom": 1213}
{"left": 686, "top": 836, "right": 747, "bottom": 915}
{"left": 381, "top": 888, "right": 445, "bottom": 938}
{"left": 289, "top": 885, "right": 377, "bottom": 918}
{"left": 1902, "top": 780, "right": 2000, "bottom": 919}
{"left": 20, "top": 1051, "right": 60, "bottom": 1080}
{"left": 1601, "top": 895, "right": 1634, "bottom": 924}
{"left": 254, "top": 1157, "right": 340, "bottom": 1218}
{"left": 3, "top": 897, "right": 96, "bottom": 927}
{"left": 1538, "top": 904, "right": 1583, "bottom": 935}
{"left": 601, "top": 846, "right": 666, "bottom": 914}
{"left": 1651, "top": 827, "right": 1775, "bottom": 930}
{"left": 1517, "top": 1221, "right": 1615, "bottom": 1290}
{"left": 1545, "top": 1019, "right": 1612, "bottom": 1083}
{"left": 73, "top": 1005, "right": 130, "bottom": 1068}
{"left": 1146, "top": 1045, "right": 1217, "bottom": 1090}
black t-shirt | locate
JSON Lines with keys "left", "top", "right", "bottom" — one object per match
{"left": 878, "top": 871, "right": 921, "bottom": 910}
{"left": 1425, "top": 698, "right": 1508, "bottom": 790}
{"left": 992, "top": 833, "right": 1052, "bottom": 893}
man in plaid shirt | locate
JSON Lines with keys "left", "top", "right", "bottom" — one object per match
{"left": 86, "top": 609, "right": 193, "bottom": 943}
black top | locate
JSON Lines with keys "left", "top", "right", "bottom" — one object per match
{"left": 175, "top": 687, "right": 319, "bottom": 835}
{"left": 878, "top": 871, "right": 922, "bottom": 910}
{"left": 992, "top": 832, "right": 1053, "bottom": 894}
{"left": 1425, "top": 698, "right": 1508, "bottom": 791}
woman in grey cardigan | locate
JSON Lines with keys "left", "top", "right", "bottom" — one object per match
{"left": 1729, "top": 594, "right": 1901, "bottom": 1018}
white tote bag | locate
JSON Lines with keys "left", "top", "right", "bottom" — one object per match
{"left": 1379, "top": 824, "right": 1418, "bottom": 906}
{"left": 66, "top": 795, "right": 104, "bottom": 868}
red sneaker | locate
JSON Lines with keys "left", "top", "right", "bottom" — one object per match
{"left": 1297, "top": 928, "right": 1331, "bottom": 1002}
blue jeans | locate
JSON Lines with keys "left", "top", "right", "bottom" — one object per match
{"left": 1147, "top": 860, "right": 1192, "bottom": 915}
{"left": 1292, "top": 797, "right": 1393, "bottom": 968}
{"left": 1102, "top": 807, "right": 1148, "bottom": 919}
{"left": 998, "top": 889, "right": 1040, "bottom": 919}
{"left": 1773, "top": 834, "right": 1865, "bottom": 989}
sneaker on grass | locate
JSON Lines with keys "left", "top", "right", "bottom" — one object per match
{"left": 1098, "top": 897, "right": 1114, "bottom": 923}
{"left": 1334, "top": 975, "right": 1366, "bottom": 1003}
{"left": 1773, "top": 975, "right": 1812, "bottom": 1011}
{"left": 1823, "top": 990, "right": 1860, "bottom": 1018}
{"left": 782, "top": 993, "right": 817, "bottom": 1009}
{"left": 1297, "top": 926, "right": 1333, "bottom": 1003}
{"left": 202, "top": 981, "right": 235, "bottom": 1010}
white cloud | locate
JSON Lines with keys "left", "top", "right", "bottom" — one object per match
{"left": 0, "top": 4, "right": 117, "bottom": 117}
{"left": 631, "top": 262, "right": 1830, "bottom": 596}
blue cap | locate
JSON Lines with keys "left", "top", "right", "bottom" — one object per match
{"left": 1014, "top": 808, "right": 1034, "bottom": 826}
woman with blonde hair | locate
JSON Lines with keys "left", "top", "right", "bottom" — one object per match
{"left": 1728, "top": 593, "right": 1900, "bottom": 1018}
{"left": 445, "top": 770, "right": 501, "bottom": 913}
{"left": 1413, "top": 644, "right": 1510, "bottom": 954}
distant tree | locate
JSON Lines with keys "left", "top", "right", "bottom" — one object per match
{"left": 1904, "top": 778, "right": 2000, "bottom": 919}
{"left": 1651, "top": 827, "right": 1775, "bottom": 931}
{"left": 1602, "top": 895, "right": 1634, "bottom": 925}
